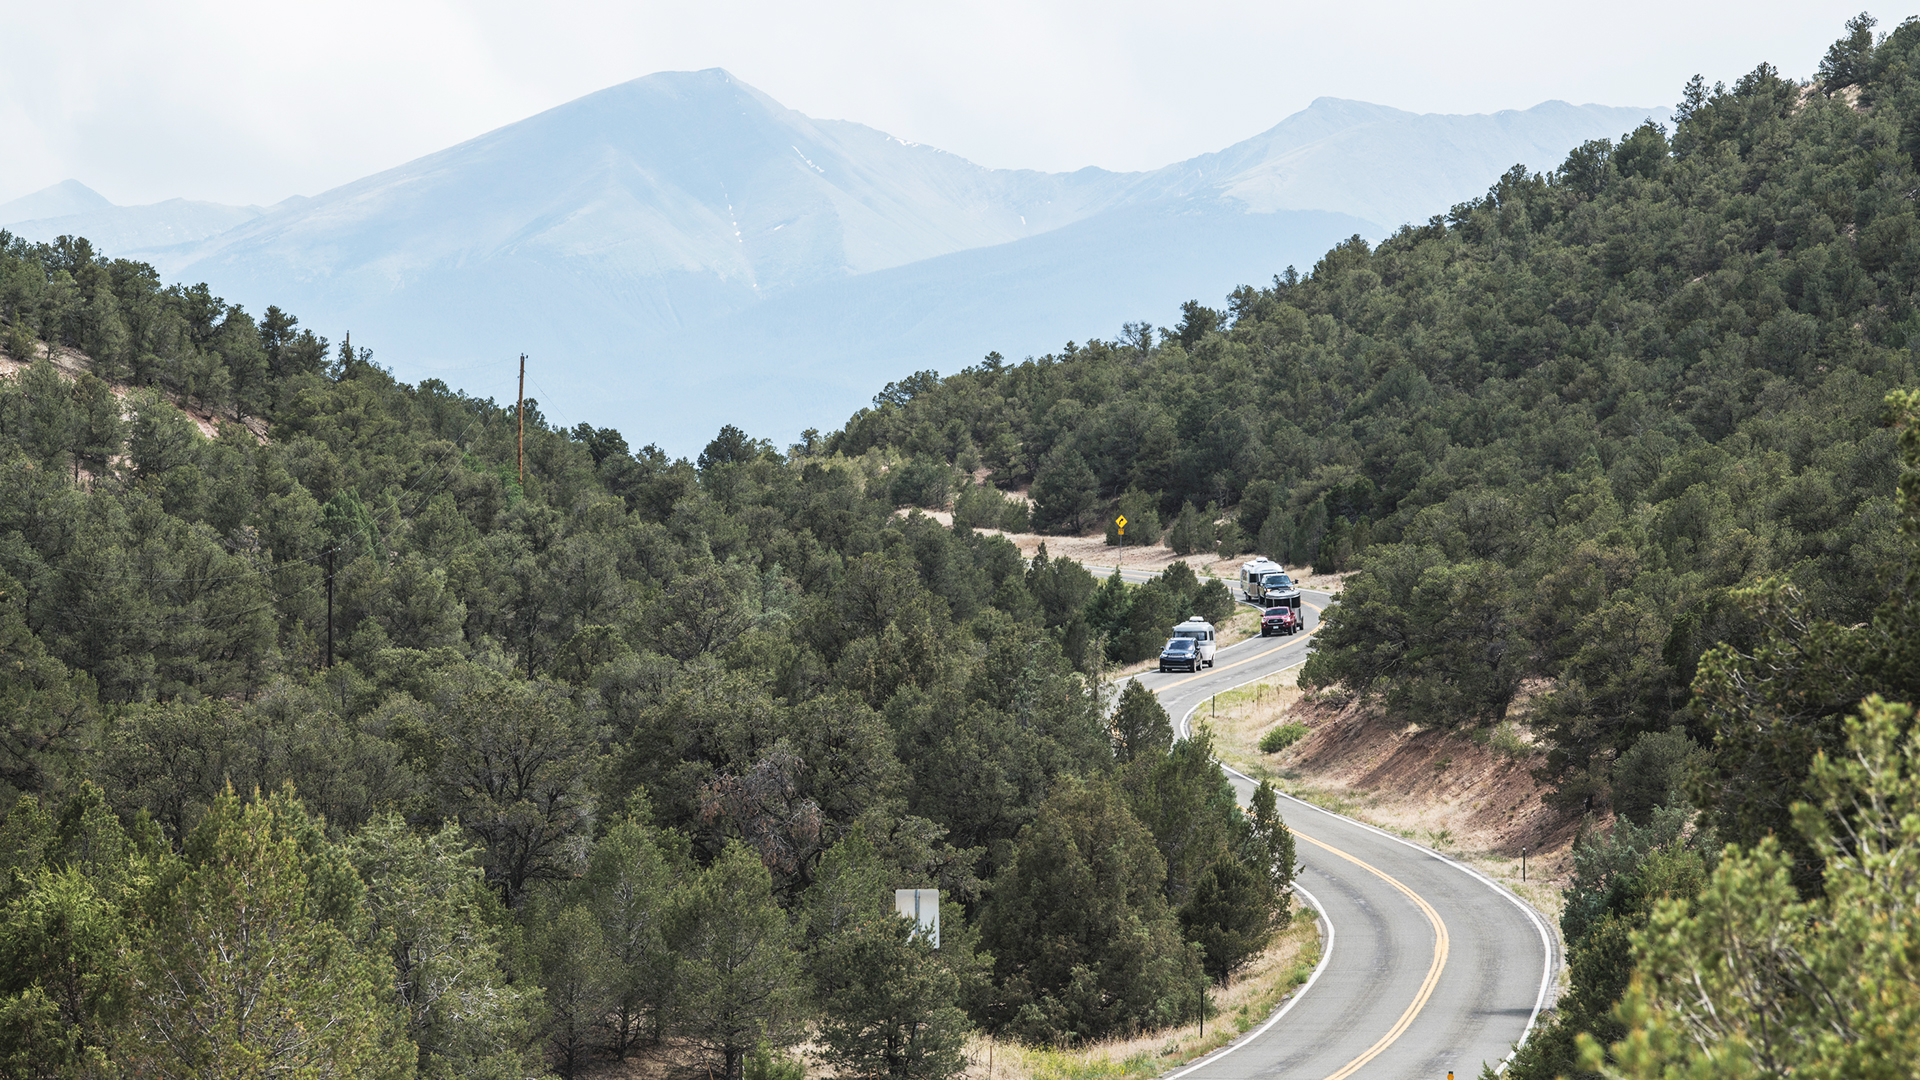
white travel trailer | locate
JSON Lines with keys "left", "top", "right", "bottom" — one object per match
{"left": 1169, "top": 616, "right": 1217, "bottom": 668}
{"left": 1239, "top": 558, "right": 1292, "bottom": 603}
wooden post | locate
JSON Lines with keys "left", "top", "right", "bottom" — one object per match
{"left": 516, "top": 353, "right": 526, "bottom": 490}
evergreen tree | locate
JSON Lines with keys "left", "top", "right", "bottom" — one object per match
{"left": 1122, "top": 727, "right": 1247, "bottom": 907}
{"left": 1817, "top": 11, "right": 1876, "bottom": 91}
{"left": 0, "top": 784, "right": 156, "bottom": 1076}
{"left": 982, "top": 778, "right": 1205, "bottom": 1043}
{"left": 534, "top": 903, "right": 614, "bottom": 1080}
{"left": 429, "top": 676, "right": 601, "bottom": 908}
{"left": 124, "top": 787, "right": 407, "bottom": 1080}
{"left": 1583, "top": 698, "right": 1920, "bottom": 1078}
{"left": 1167, "top": 502, "right": 1199, "bottom": 555}
{"left": 1193, "top": 502, "right": 1218, "bottom": 555}
{"left": 1030, "top": 448, "right": 1097, "bottom": 534}
{"left": 1257, "top": 508, "right": 1291, "bottom": 564}
{"left": 807, "top": 835, "right": 969, "bottom": 1080}
{"left": 669, "top": 841, "right": 804, "bottom": 1080}
{"left": 18, "top": 357, "right": 74, "bottom": 472}
{"left": 579, "top": 797, "right": 683, "bottom": 1055}
{"left": 1178, "top": 856, "right": 1280, "bottom": 984}
{"left": 1110, "top": 678, "right": 1174, "bottom": 763}
{"left": 345, "top": 814, "right": 539, "bottom": 1078}
{"left": 69, "top": 371, "right": 123, "bottom": 481}
{"left": 815, "top": 916, "right": 969, "bottom": 1080}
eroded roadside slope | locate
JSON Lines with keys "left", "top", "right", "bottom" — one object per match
{"left": 1203, "top": 668, "right": 1592, "bottom": 924}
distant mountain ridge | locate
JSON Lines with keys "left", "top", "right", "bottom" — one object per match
{"left": 2, "top": 191, "right": 268, "bottom": 256}
{"left": 2, "top": 71, "right": 1666, "bottom": 451}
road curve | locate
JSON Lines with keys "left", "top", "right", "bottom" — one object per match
{"left": 1091, "top": 565, "right": 1557, "bottom": 1078}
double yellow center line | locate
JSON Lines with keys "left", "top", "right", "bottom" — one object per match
{"left": 1147, "top": 590, "right": 1453, "bottom": 1078}
{"left": 1294, "top": 830, "right": 1452, "bottom": 1079}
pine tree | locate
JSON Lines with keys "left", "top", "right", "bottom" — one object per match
{"left": 1167, "top": 502, "right": 1199, "bottom": 555}
{"left": 1257, "top": 508, "right": 1291, "bottom": 564}
{"left": 983, "top": 778, "right": 1206, "bottom": 1042}
{"left": 345, "top": 814, "right": 539, "bottom": 1077}
{"left": 1110, "top": 678, "right": 1173, "bottom": 763}
{"left": 535, "top": 903, "right": 614, "bottom": 1079}
{"left": 1249, "top": 781, "right": 1297, "bottom": 896}
{"left": 125, "top": 787, "right": 407, "bottom": 1080}
{"left": 1179, "top": 857, "right": 1281, "bottom": 984}
{"left": 808, "top": 835, "right": 969, "bottom": 1080}
{"left": 669, "top": 841, "right": 804, "bottom": 1080}
{"left": 579, "top": 799, "right": 682, "bottom": 1055}
{"left": 816, "top": 916, "right": 969, "bottom": 1080}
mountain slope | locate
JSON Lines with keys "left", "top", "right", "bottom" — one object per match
{"left": 1197, "top": 97, "right": 1666, "bottom": 226}
{"left": 3, "top": 197, "right": 265, "bottom": 253}
{"left": 162, "top": 70, "right": 1141, "bottom": 326}
{"left": 123, "top": 73, "right": 1660, "bottom": 450}
{"left": 0, "top": 179, "right": 111, "bottom": 224}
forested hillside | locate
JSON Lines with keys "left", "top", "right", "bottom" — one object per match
{"left": 6, "top": 13, "right": 1920, "bottom": 1080}
{"left": 835, "top": 30, "right": 1920, "bottom": 791}
{"left": 834, "top": 14, "right": 1920, "bottom": 1077}
{"left": 0, "top": 218, "right": 1296, "bottom": 1074}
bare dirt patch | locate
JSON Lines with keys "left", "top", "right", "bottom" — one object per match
{"left": 963, "top": 527, "right": 1351, "bottom": 596}
{"left": 0, "top": 336, "right": 268, "bottom": 445}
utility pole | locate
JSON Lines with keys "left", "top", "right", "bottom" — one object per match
{"left": 516, "top": 353, "right": 527, "bottom": 490}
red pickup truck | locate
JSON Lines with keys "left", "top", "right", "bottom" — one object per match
{"left": 1260, "top": 606, "right": 1300, "bottom": 636}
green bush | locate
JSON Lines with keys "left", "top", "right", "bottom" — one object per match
{"left": 745, "top": 1048, "right": 806, "bottom": 1080}
{"left": 1259, "top": 724, "right": 1308, "bottom": 753}
{"left": 1000, "top": 494, "right": 1032, "bottom": 533}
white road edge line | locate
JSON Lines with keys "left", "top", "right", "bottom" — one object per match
{"left": 1163, "top": 879, "right": 1335, "bottom": 1080}
{"left": 1265, "top": 782, "right": 1557, "bottom": 1074}
{"left": 1171, "top": 657, "right": 1559, "bottom": 1077}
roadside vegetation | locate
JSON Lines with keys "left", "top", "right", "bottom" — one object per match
{"left": 3, "top": 12, "right": 1920, "bottom": 1079}
{"left": 0, "top": 275, "right": 1298, "bottom": 1074}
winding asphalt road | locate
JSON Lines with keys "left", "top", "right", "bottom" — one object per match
{"left": 1088, "top": 564, "right": 1558, "bottom": 1079}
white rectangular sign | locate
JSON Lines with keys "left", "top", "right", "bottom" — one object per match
{"left": 893, "top": 888, "right": 940, "bottom": 948}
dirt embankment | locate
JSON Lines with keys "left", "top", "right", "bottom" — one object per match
{"left": 1284, "top": 694, "right": 1587, "bottom": 872}
{"left": 1207, "top": 671, "right": 1592, "bottom": 904}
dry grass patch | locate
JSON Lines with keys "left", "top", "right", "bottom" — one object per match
{"left": 1191, "top": 666, "right": 1306, "bottom": 779}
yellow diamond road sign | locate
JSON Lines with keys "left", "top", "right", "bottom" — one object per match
{"left": 1116, "top": 515, "right": 1128, "bottom": 528}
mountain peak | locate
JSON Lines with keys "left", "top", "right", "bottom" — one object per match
{"left": 0, "top": 180, "right": 114, "bottom": 225}
{"left": 151, "top": 77, "right": 1674, "bottom": 452}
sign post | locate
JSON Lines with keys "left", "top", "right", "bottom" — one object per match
{"left": 894, "top": 889, "right": 940, "bottom": 948}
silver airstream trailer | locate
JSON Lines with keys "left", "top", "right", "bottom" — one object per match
{"left": 1169, "top": 616, "right": 1217, "bottom": 668}
{"left": 1239, "top": 557, "right": 1292, "bottom": 603}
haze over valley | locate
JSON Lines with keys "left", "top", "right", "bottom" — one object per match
{"left": 3, "top": 71, "right": 1661, "bottom": 450}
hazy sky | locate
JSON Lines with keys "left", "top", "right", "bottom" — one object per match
{"left": 0, "top": 0, "right": 1890, "bottom": 208}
